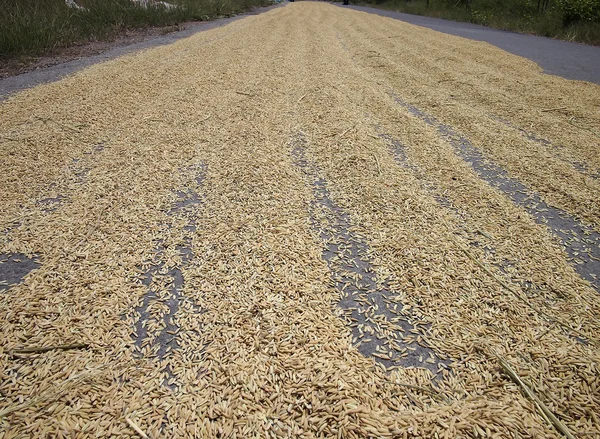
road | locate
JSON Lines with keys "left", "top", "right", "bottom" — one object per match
{"left": 1, "top": 3, "right": 599, "bottom": 438}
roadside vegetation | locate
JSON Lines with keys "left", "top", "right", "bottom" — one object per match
{"left": 0, "top": 0, "right": 273, "bottom": 60}
{"left": 354, "top": 0, "right": 600, "bottom": 45}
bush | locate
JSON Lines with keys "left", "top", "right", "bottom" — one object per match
{"left": 469, "top": 9, "right": 492, "bottom": 24}
{"left": 557, "top": 0, "right": 600, "bottom": 25}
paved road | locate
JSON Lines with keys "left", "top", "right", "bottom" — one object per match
{"left": 346, "top": 4, "right": 600, "bottom": 84}
{"left": 1, "top": 3, "right": 599, "bottom": 437}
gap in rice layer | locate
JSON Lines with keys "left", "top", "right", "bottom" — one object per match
{"left": 36, "top": 194, "right": 65, "bottom": 212}
{"left": 0, "top": 253, "right": 40, "bottom": 292}
{"left": 132, "top": 164, "right": 205, "bottom": 389}
{"left": 291, "top": 132, "right": 450, "bottom": 375}
{"left": 389, "top": 91, "right": 600, "bottom": 294}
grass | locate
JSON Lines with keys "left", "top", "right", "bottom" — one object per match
{"left": 352, "top": 0, "right": 600, "bottom": 45}
{"left": 0, "top": 0, "right": 274, "bottom": 60}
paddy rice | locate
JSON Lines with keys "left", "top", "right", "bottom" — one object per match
{"left": 1, "top": 3, "right": 599, "bottom": 438}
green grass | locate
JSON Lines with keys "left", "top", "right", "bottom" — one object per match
{"left": 0, "top": 0, "right": 273, "bottom": 60}
{"left": 353, "top": 0, "right": 600, "bottom": 45}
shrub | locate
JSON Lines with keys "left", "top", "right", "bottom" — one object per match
{"left": 557, "top": 0, "right": 600, "bottom": 25}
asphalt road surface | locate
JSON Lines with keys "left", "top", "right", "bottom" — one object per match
{"left": 1, "top": 3, "right": 599, "bottom": 438}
